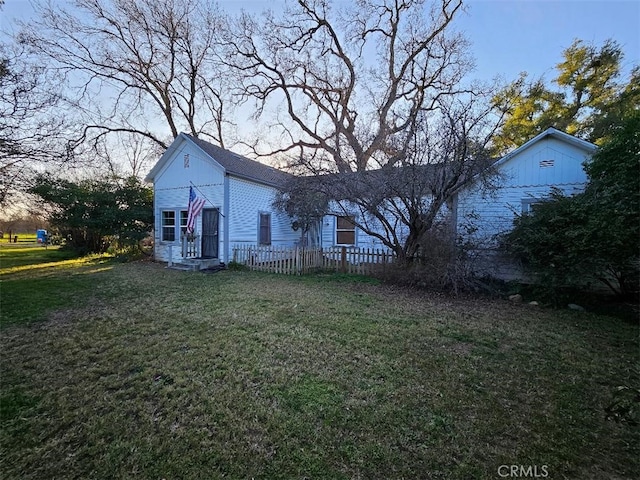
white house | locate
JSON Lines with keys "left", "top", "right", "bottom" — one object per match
{"left": 146, "top": 128, "right": 596, "bottom": 274}
{"left": 454, "top": 127, "right": 597, "bottom": 278}
{"left": 145, "top": 133, "right": 300, "bottom": 267}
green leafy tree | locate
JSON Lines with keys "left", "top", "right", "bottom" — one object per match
{"left": 504, "top": 188, "right": 593, "bottom": 297}
{"left": 589, "top": 66, "right": 640, "bottom": 144}
{"left": 492, "top": 39, "right": 638, "bottom": 154}
{"left": 29, "top": 175, "right": 153, "bottom": 254}
{"left": 504, "top": 112, "right": 640, "bottom": 298}
{"left": 581, "top": 111, "right": 640, "bottom": 294}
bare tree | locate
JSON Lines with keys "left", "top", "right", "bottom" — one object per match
{"left": 231, "top": 0, "right": 502, "bottom": 263}
{"left": 0, "top": 41, "right": 75, "bottom": 208}
{"left": 79, "top": 133, "right": 164, "bottom": 179}
{"left": 18, "top": 0, "right": 235, "bottom": 151}
{"left": 277, "top": 93, "right": 502, "bottom": 263}
{"left": 226, "top": 0, "right": 475, "bottom": 173}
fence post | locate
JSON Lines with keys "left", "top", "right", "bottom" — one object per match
{"left": 340, "top": 246, "right": 347, "bottom": 273}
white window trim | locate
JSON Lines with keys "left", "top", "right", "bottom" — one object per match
{"left": 335, "top": 215, "right": 356, "bottom": 246}
{"left": 521, "top": 197, "right": 544, "bottom": 214}
{"left": 160, "top": 209, "right": 188, "bottom": 243}
{"left": 160, "top": 210, "right": 177, "bottom": 243}
{"left": 179, "top": 210, "right": 188, "bottom": 237}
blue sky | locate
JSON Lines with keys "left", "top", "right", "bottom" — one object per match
{"left": 3, "top": 0, "right": 639, "bottom": 84}
{"left": 217, "top": 0, "right": 640, "bottom": 83}
{"left": 457, "top": 0, "right": 640, "bottom": 83}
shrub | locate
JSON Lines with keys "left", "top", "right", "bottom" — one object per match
{"left": 29, "top": 175, "right": 153, "bottom": 255}
{"left": 375, "top": 228, "right": 481, "bottom": 294}
{"left": 503, "top": 112, "right": 640, "bottom": 300}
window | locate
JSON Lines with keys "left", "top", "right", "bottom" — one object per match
{"left": 336, "top": 216, "right": 356, "bottom": 245}
{"left": 180, "top": 210, "right": 188, "bottom": 236}
{"left": 521, "top": 198, "right": 542, "bottom": 214}
{"left": 161, "top": 211, "right": 176, "bottom": 241}
{"left": 259, "top": 213, "right": 271, "bottom": 245}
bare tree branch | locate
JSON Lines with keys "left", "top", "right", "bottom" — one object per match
{"left": 225, "top": 0, "right": 472, "bottom": 174}
{"left": 18, "top": 0, "right": 235, "bottom": 152}
{"left": 0, "top": 41, "right": 79, "bottom": 207}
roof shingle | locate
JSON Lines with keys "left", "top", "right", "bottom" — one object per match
{"left": 185, "top": 134, "right": 291, "bottom": 186}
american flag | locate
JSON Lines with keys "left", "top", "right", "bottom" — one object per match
{"left": 186, "top": 186, "right": 206, "bottom": 234}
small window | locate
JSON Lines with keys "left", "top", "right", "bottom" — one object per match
{"left": 521, "top": 198, "right": 542, "bottom": 214}
{"left": 336, "top": 216, "right": 356, "bottom": 245}
{"left": 180, "top": 210, "right": 188, "bottom": 236}
{"left": 259, "top": 213, "right": 271, "bottom": 245}
{"left": 161, "top": 211, "right": 176, "bottom": 242}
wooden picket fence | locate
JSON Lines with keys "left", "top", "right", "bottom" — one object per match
{"left": 231, "top": 244, "right": 395, "bottom": 276}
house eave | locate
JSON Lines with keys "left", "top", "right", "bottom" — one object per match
{"left": 494, "top": 127, "right": 597, "bottom": 170}
{"left": 226, "top": 172, "right": 285, "bottom": 189}
{"left": 144, "top": 133, "right": 196, "bottom": 183}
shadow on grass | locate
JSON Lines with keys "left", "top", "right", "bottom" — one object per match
{"left": 0, "top": 247, "right": 114, "bottom": 328}
{"left": 0, "top": 262, "right": 638, "bottom": 479}
{"left": 0, "top": 245, "right": 80, "bottom": 270}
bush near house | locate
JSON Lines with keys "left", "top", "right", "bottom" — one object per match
{"left": 503, "top": 112, "right": 640, "bottom": 300}
{"left": 29, "top": 175, "right": 153, "bottom": 255}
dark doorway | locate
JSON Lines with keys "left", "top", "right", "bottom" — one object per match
{"left": 201, "top": 208, "right": 219, "bottom": 258}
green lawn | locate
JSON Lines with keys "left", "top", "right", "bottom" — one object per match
{"left": 0, "top": 247, "right": 638, "bottom": 479}
{"left": 0, "top": 233, "right": 38, "bottom": 245}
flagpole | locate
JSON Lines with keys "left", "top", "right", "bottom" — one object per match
{"left": 189, "top": 181, "right": 211, "bottom": 206}
{"left": 189, "top": 181, "right": 225, "bottom": 217}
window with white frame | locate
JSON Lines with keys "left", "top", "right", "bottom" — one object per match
{"left": 336, "top": 216, "right": 356, "bottom": 245}
{"left": 259, "top": 213, "right": 271, "bottom": 245}
{"left": 161, "top": 210, "right": 176, "bottom": 242}
{"left": 180, "top": 210, "right": 188, "bottom": 236}
{"left": 521, "top": 198, "right": 543, "bottom": 214}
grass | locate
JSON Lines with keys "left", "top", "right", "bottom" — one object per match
{"left": 0, "top": 233, "right": 38, "bottom": 245}
{"left": 0, "top": 247, "right": 638, "bottom": 479}
{"left": 1, "top": 245, "right": 80, "bottom": 269}
{"left": 0, "top": 245, "right": 113, "bottom": 328}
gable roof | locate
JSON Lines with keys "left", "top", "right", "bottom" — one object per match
{"left": 494, "top": 127, "right": 597, "bottom": 169}
{"left": 145, "top": 133, "right": 291, "bottom": 187}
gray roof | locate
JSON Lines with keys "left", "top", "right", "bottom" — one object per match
{"left": 185, "top": 134, "right": 291, "bottom": 187}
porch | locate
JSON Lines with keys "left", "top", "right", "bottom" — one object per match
{"left": 166, "top": 234, "right": 221, "bottom": 271}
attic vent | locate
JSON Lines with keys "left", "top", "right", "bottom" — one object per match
{"left": 184, "top": 154, "right": 190, "bottom": 168}
{"left": 539, "top": 159, "right": 554, "bottom": 168}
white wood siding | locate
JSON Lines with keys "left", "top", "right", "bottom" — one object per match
{"left": 153, "top": 140, "right": 226, "bottom": 263}
{"left": 320, "top": 201, "right": 410, "bottom": 250}
{"left": 457, "top": 136, "right": 591, "bottom": 246}
{"left": 228, "top": 177, "right": 299, "bottom": 248}
{"left": 319, "top": 197, "right": 455, "bottom": 251}
{"left": 319, "top": 215, "right": 389, "bottom": 250}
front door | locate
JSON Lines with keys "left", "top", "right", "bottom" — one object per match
{"left": 201, "top": 208, "right": 219, "bottom": 258}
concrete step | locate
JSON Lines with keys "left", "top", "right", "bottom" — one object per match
{"left": 166, "top": 263, "right": 198, "bottom": 272}
{"left": 167, "top": 258, "right": 221, "bottom": 271}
